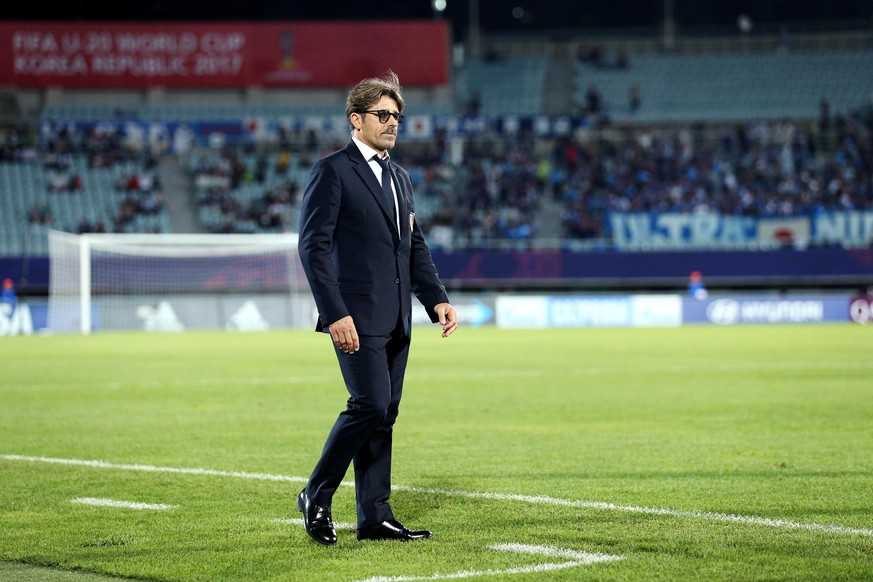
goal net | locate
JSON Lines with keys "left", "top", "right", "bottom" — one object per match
{"left": 47, "top": 231, "right": 313, "bottom": 334}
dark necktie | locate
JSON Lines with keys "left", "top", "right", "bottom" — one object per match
{"left": 372, "top": 156, "right": 396, "bottom": 216}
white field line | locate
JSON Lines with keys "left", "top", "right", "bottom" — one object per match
{"left": 394, "top": 485, "right": 873, "bottom": 538}
{"left": 71, "top": 497, "right": 178, "bottom": 510}
{"left": 490, "top": 543, "right": 621, "bottom": 563}
{"left": 355, "top": 543, "right": 624, "bottom": 582}
{"left": 3, "top": 454, "right": 871, "bottom": 538}
{"left": 0, "top": 454, "right": 308, "bottom": 485}
{"left": 272, "top": 517, "right": 357, "bottom": 530}
{"left": 355, "top": 561, "right": 602, "bottom": 582}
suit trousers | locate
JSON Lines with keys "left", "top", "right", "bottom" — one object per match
{"left": 306, "top": 317, "right": 410, "bottom": 527}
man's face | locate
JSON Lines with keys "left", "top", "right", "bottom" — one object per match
{"left": 351, "top": 95, "right": 400, "bottom": 154}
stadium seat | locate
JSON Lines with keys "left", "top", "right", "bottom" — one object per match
{"left": 573, "top": 49, "right": 873, "bottom": 123}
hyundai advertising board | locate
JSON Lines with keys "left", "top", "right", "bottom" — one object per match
{"left": 684, "top": 296, "right": 849, "bottom": 325}
{"left": 849, "top": 296, "right": 873, "bottom": 324}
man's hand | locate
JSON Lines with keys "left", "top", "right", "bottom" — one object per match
{"left": 329, "top": 315, "right": 359, "bottom": 353}
{"left": 434, "top": 303, "right": 458, "bottom": 338}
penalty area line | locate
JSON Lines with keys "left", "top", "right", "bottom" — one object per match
{"left": 3, "top": 453, "right": 871, "bottom": 538}
{"left": 355, "top": 561, "right": 601, "bottom": 582}
{"left": 355, "top": 543, "right": 625, "bottom": 582}
{"left": 490, "top": 542, "right": 621, "bottom": 563}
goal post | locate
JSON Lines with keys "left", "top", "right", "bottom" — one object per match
{"left": 47, "top": 230, "right": 313, "bottom": 334}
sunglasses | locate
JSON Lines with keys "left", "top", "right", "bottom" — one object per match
{"left": 360, "top": 109, "right": 405, "bottom": 124}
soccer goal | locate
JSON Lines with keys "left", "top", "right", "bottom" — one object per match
{"left": 47, "top": 230, "right": 313, "bottom": 334}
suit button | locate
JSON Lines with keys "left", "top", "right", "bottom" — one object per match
{"left": 395, "top": 250, "right": 400, "bottom": 256}
{"left": 394, "top": 278, "right": 400, "bottom": 284}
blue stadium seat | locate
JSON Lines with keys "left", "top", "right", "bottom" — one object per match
{"left": 458, "top": 56, "right": 548, "bottom": 115}
{"left": 573, "top": 49, "right": 873, "bottom": 123}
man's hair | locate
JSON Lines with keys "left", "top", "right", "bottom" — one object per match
{"left": 346, "top": 70, "right": 405, "bottom": 123}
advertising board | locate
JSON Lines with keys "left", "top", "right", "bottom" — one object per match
{"left": 683, "top": 296, "right": 849, "bottom": 325}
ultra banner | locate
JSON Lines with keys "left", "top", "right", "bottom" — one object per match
{"left": 1, "top": 21, "right": 449, "bottom": 88}
{"left": 608, "top": 212, "right": 873, "bottom": 249}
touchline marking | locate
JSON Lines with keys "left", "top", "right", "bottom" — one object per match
{"left": 354, "top": 543, "right": 624, "bottom": 582}
{"left": 71, "top": 497, "right": 178, "bottom": 511}
{"left": 1, "top": 454, "right": 308, "bottom": 485}
{"left": 395, "top": 485, "right": 873, "bottom": 538}
{"left": 4, "top": 454, "right": 871, "bottom": 538}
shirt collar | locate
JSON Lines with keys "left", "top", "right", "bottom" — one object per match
{"left": 352, "top": 135, "right": 389, "bottom": 163}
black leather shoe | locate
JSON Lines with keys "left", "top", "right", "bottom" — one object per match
{"left": 297, "top": 489, "right": 337, "bottom": 546}
{"left": 357, "top": 519, "right": 432, "bottom": 542}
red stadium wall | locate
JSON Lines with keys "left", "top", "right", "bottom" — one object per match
{"left": 0, "top": 21, "right": 449, "bottom": 88}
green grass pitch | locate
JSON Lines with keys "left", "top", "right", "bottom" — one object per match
{"left": 1, "top": 325, "right": 871, "bottom": 581}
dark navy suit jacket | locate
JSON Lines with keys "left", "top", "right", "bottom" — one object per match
{"left": 299, "top": 140, "right": 448, "bottom": 336}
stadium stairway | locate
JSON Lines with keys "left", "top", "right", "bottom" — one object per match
{"left": 542, "top": 56, "right": 576, "bottom": 115}
{"left": 158, "top": 156, "right": 203, "bottom": 233}
{"left": 0, "top": 91, "right": 20, "bottom": 121}
{"left": 534, "top": 194, "right": 565, "bottom": 247}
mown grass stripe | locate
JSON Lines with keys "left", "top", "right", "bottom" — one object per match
{"left": 3, "top": 453, "right": 871, "bottom": 538}
{"left": 6, "top": 359, "right": 872, "bottom": 392}
{"left": 271, "top": 517, "right": 357, "bottom": 530}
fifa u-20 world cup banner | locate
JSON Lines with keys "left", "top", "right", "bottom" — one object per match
{"left": 0, "top": 22, "right": 449, "bottom": 88}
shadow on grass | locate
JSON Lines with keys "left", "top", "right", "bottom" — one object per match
{"left": 0, "top": 562, "right": 141, "bottom": 582}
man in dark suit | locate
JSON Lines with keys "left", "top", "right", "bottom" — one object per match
{"left": 297, "top": 71, "right": 458, "bottom": 546}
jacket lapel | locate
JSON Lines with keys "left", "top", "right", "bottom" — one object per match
{"left": 346, "top": 141, "right": 396, "bottom": 226}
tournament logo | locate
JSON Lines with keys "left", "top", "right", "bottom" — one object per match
{"left": 279, "top": 30, "right": 296, "bottom": 70}
{"left": 265, "top": 29, "right": 312, "bottom": 83}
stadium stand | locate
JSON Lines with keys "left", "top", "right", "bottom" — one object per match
{"left": 555, "top": 111, "right": 873, "bottom": 243}
{"left": 572, "top": 49, "right": 873, "bottom": 123}
{"left": 456, "top": 55, "right": 548, "bottom": 115}
{"left": 3, "top": 28, "right": 873, "bottom": 260}
{"left": 189, "top": 148, "right": 307, "bottom": 233}
{"left": 0, "top": 125, "right": 171, "bottom": 255}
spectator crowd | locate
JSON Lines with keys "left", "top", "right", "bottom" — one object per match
{"left": 2, "top": 122, "right": 170, "bottom": 237}
{"left": 552, "top": 107, "right": 873, "bottom": 242}
{"left": 412, "top": 104, "right": 873, "bottom": 247}
{"left": 4, "top": 101, "right": 873, "bottom": 250}
{"left": 190, "top": 146, "right": 303, "bottom": 233}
